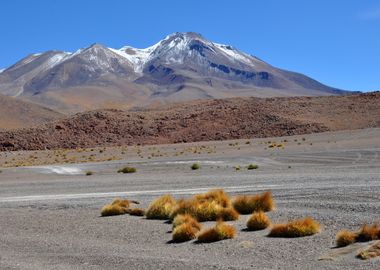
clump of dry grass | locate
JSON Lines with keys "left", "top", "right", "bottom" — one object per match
{"left": 246, "top": 211, "right": 271, "bottom": 231}
{"left": 172, "top": 223, "right": 200, "bottom": 242}
{"left": 101, "top": 198, "right": 139, "bottom": 216}
{"left": 268, "top": 217, "right": 320, "bottom": 237}
{"left": 336, "top": 230, "right": 357, "bottom": 247}
{"left": 191, "top": 163, "right": 200, "bottom": 170}
{"left": 197, "top": 221, "right": 236, "bottom": 243}
{"left": 232, "top": 191, "right": 275, "bottom": 214}
{"left": 336, "top": 223, "right": 380, "bottom": 247}
{"left": 170, "top": 189, "right": 239, "bottom": 222}
{"left": 247, "top": 164, "right": 258, "bottom": 170}
{"left": 146, "top": 195, "right": 177, "bottom": 220}
{"left": 356, "top": 241, "right": 380, "bottom": 260}
{"left": 129, "top": 208, "right": 145, "bottom": 216}
{"left": 194, "top": 189, "right": 231, "bottom": 208}
{"left": 172, "top": 214, "right": 202, "bottom": 231}
{"left": 117, "top": 166, "right": 137, "bottom": 173}
{"left": 357, "top": 224, "right": 380, "bottom": 242}
{"left": 111, "top": 198, "right": 139, "bottom": 209}
{"left": 101, "top": 204, "right": 128, "bottom": 216}
{"left": 218, "top": 207, "right": 240, "bottom": 221}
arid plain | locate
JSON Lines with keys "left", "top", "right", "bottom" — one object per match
{"left": 0, "top": 128, "right": 379, "bottom": 269}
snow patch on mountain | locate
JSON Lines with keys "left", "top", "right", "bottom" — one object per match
{"left": 214, "top": 43, "right": 254, "bottom": 66}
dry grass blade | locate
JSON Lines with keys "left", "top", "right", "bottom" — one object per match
{"left": 357, "top": 241, "right": 380, "bottom": 260}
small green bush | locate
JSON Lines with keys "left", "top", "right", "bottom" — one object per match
{"left": 118, "top": 166, "right": 137, "bottom": 173}
{"left": 247, "top": 164, "right": 259, "bottom": 170}
{"left": 191, "top": 163, "right": 200, "bottom": 170}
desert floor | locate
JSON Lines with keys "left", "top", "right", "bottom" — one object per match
{"left": 0, "top": 128, "right": 379, "bottom": 269}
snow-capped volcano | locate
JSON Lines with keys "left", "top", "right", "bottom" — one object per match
{"left": 0, "top": 32, "right": 351, "bottom": 112}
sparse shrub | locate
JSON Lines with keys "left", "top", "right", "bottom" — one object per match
{"left": 247, "top": 164, "right": 258, "bottom": 170}
{"left": 117, "top": 166, "right": 137, "bottom": 173}
{"left": 111, "top": 198, "right": 139, "bottom": 209}
{"left": 233, "top": 191, "right": 275, "bottom": 214}
{"left": 101, "top": 204, "right": 128, "bottom": 216}
{"left": 85, "top": 171, "right": 93, "bottom": 176}
{"left": 197, "top": 221, "right": 236, "bottom": 243}
{"left": 172, "top": 214, "right": 202, "bottom": 231}
{"left": 194, "top": 189, "right": 231, "bottom": 208}
{"left": 336, "top": 230, "right": 357, "bottom": 247}
{"left": 129, "top": 208, "right": 145, "bottom": 216}
{"left": 268, "top": 217, "right": 320, "bottom": 237}
{"left": 191, "top": 163, "right": 200, "bottom": 170}
{"left": 246, "top": 211, "right": 271, "bottom": 231}
{"left": 146, "top": 195, "right": 177, "bottom": 220}
{"left": 357, "top": 224, "right": 380, "bottom": 242}
{"left": 170, "top": 189, "right": 238, "bottom": 222}
{"left": 234, "top": 165, "right": 241, "bottom": 171}
{"left": 172, "top": 223, "right": 199, "bottom": 242}
{"left": 335, "top": 223, "right": 380, "bottom": 247}
{"left": 218, "top": 207, "right": 240, "bottom": 221}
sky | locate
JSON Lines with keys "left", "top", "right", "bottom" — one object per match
{"left": 0, "top": 0, "right": 379, "bottom": 91}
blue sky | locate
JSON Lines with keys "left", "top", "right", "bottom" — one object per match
{"left": 0, "top": 0, "right": 379, "bottom": 91}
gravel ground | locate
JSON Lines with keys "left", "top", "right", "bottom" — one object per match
{"left": 0, "top": 129, "right": 379, "bottom": 269}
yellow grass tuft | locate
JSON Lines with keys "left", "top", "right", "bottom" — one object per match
{"left": 268, "top": 217, "right": 320, "bottom": 237}
{"left": 111, "top": 198, "right": 139, "bottom": 209}
{"left": 218, "top": 207, "right": 240, "bottom": 221}
{"left": 194, "top": 189, "right": 231, "bottom": 208}
{"left": 233, "top": 191, "right": 275, "bottom": 214}
{"left": 146, "top": 195, "right": 177, "bottom": 220}
{"left": 129, "top": 208, "right": 145, "bottom": 216}
{"left": 100, "top": 204, "right": 128, "bottom": 216}
{"left": 170, "top": 189, "right": 238, "bottom": 222}
{"left": 172, "top": 214, "right": 202, "bottom": 231}
{"left": 246, "top": 211, "right": 271, "bottom": 231}
{"left": 197, "top": 221, "right": 236, "bottom": 243}
{"left": 336, "top": 230, "right": 357, "bottom": 247}
{"left": 172, "top": 223, "right": 199, "bottom": 242}
{"left": 357, "top": 224, "right": 380, "bottom": 242}
{"left": 335, "top": 223, "right": 380, "bottom": 247}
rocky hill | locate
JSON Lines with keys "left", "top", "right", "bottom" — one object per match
{"left": 0, "top": 92, "right": 378, "bottom": 151}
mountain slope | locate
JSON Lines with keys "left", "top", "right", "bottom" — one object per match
{"left": 0, "top": 92, "right": 378, "bottom": 151}
{"left": 0, "top": 32, "right": 355, "bottom": 112}
{"left": 0, "top": 94, "right": 63, "bottom": 130}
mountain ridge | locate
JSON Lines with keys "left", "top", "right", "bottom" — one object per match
{"left": 0, "top": 32, "right": 357, "bottom": 113}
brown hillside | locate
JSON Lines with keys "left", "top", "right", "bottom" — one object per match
{"left": 0, "top": 92, "right": 379, "bottom": 151}
{"left": 0, "top": 94, "right": 63, "bottom": 131}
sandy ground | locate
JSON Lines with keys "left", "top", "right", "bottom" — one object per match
{"left": 0, "top": 128, "right": 379, "bottom": 269}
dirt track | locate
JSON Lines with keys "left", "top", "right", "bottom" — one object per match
{"left": 0, "top": 128, "right": 379, "bottom": 269}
